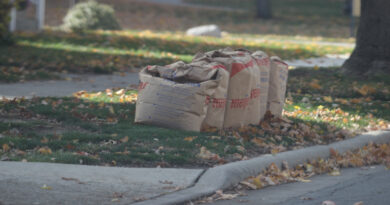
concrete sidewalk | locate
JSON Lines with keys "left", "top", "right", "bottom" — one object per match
{"left": 0, "top": 132, "right": 388, "bottom": 205}
{"left": 0, "top": 72, "right": 139, "bottom": 99}
{"left": 0, "top": 56, "right": 348, "bottom": 99}
{"left": 0, "top": 162, "right": 204, "bottom": 205}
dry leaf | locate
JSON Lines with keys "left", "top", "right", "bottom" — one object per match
{"left": 184, "top": 136, "right": 197, "bottom": 142}
{"left": 41, "top": 184, "right": 52, "bottom": 190}
{"left": 251, "top": 138, "right": 265, "bottom": 147}
{"left": 108, "top": 106, "right": 115, "bottom": 114}
{"left": 330, "top": 148, "right": 338, "bottom": 157}
{"left": 253, "top": 177, "right": 263, "bottom": 189}
{"left": 197, "top": 146, "right": 220, "bottom": 160}
{"left": 299, "top": 178, "right": 312, "bottom": 183}
{"left": 322, "top": 200, "right": 336, "bottom": 205}
{"left": 115, "top": 89, "right": 125, "bottom": 95}
{"left": 239, "top": 181, "right": 257, "bottom": 190}
{"left": 41, "top": 137, "right": 49, "bottom": 144}
{"left": 309, "top": 81, "right": 322, "bottom": 90}
{"left": 329, "top": 170, "right": 341, "bottom": 176}
{"left": 38, "top": 147, "right": 52, "bottom": 155}
{"left": 323, "top": 96, "right": 333, "bottom": 103}
{"left": 2, "top": 144, "right": 10, "bottom": 152}
{"left": 120, "top": 136, "right": 129, "bottom": 143}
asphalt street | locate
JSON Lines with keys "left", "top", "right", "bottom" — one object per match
{"left": 209, "top": 166, "right": 390, "bottom": 205}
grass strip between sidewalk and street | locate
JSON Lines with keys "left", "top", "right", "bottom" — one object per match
{"left": 1, "top": 67, "right": 389, "bottom": 168}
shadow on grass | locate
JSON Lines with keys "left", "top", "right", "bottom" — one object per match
{"left": 287, "top": 67, "right": 390, "bottom": 121}
{"left": 0, "top": 44, "right": 179, "bottom": 75}
{"left": 1, "top": 92, "right": 383, "bottom": 168}
{"left": 15, "top": 31, "right": 320, "bottom": 60}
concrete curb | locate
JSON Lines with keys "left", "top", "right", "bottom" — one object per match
{"left": 133, "top": 130, "right": 390, "bottom": 205}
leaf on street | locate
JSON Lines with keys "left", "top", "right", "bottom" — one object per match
{"left": 328, "top": 169, "right": 341, "bottom": 176}
{"left": 322, "top": 200, "right": 336, "bottom": 205}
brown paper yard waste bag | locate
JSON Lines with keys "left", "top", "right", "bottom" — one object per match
{"left": 252, "top": 51, "right": 271, "bottom": 121}
{"left": 135, "top": 62, "right": 220, "bottom": 131}
{"left": 268, "top": 56, "right": 289, "bottom": 117}
{"left": 188, "top": 59, "right": 229, "bottom": 130}
{"left": 135, "top": 48, "right": 289, "bottom": 131}
{"left": 195, "top": 48, "right": 262, "bottom": 128}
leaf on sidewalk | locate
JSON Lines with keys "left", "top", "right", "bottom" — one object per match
{"left": 322, "top": 200, "right": 336, "bottom": 205}
{"left": 41, "top": 184, "right": 52, "bottom": 190}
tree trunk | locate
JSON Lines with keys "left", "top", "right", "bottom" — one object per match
{"left": 256, "top": 0, "right": 272, "bottom": 19}
{"left": 342, "top": 0, "right": 390, "bottom": 76}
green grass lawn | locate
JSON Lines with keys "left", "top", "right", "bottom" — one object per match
{"left": 1, "top": 67, "right": 389, "bottom": 168}
{"left": 45, "top": 0, "right": 352, "bottom": 38}
{"left": 179, "top": 0, "right": 352, "bottom": 37}
{"left": 184, "top": 0, "right": 345, "bottom": 17}
{"left": 0, "top": 30, "right": 352, "bottom": 82}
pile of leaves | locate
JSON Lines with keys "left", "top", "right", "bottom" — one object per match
{"left": 195, "top": 143, "right": 390, "bottom": 204}
{"left": 241, "top": 143, "right": 390, "bottom": 191}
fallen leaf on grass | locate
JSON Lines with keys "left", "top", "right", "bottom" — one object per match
{"left": 251, "top": 138, "right": 266, "bottom": 147}
{"left": 38, "top": 147, "right": 52, "bottom": 155}
{"left": 197, "top": 146, "right": 220, "bottom": 161}
{"left": 115, "top": 89, "right": 125, "bottom": 95}
{"left": 108, "top": 106, "right": 115, "bottom": 114}
{"left": 355, "top": 85, "right": 376, "bottom": 96}
{"left": 309, "top": 80, "right": 322, "bottom": 90}
{"left": 40, "top": 137, "right": 49, "bottom": 144}
{"left": 323, "top": 96, "right": 333, "bottom": 103}
{"left": 120, "top": 136, "right": 129, "bottom": 143}
{"left": 184, "top": 136, "right": 197, "bottom": 142}
{"left": 2, "top": 144, "right": 10, "bottom": 152}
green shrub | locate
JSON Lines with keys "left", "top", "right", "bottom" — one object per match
{"left": 62, "top": 1, "right": 121, "bottom": 32}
